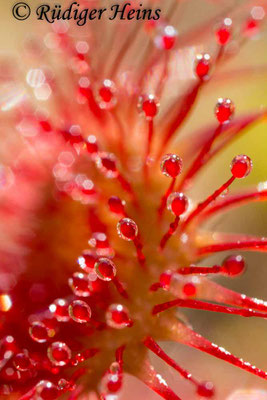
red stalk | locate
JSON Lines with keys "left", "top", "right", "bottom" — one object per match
{"left": 152, "top": 298, "right": 267, "bottom": 318}
{"left": 198, "top": 237, "right": 267, "bottom": 256}
{"left": 113, "top": 277, "right": 129, "bottom": 299}
{"left": 200, "top": 187, "right": 267, "bottom": 221}
{"left": 177, "top": 265, "right": 222, "bottom": 275}
{"left": 181, "top": 175, "right": 235, "bottom": 229}
{"left": 159, "top": 216, "right": 180, "bottom": 250}
{"left": 144, "top": 119, "right": 154, "bottom": 181}
{"left": 143, "top": 336, "right": 199, "bottom": 387}
{"left": 158, "top": 178, "right": 176, "bottom": 218}
{"left": 157, "top": 82, "right": 201, "bottom": 160}
{"left": 135, "top": 360, "right": 183, "bottom": 400}
{"left": 167, "top": 320, "right": 267, "bottom": 379}
{"left": 177, "top": 124, "right": 223, "bottom": 191}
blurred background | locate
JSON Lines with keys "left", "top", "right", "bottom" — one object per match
{"left": 0, "top": 0, "right": 267, "bottom": 399}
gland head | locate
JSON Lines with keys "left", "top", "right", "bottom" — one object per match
{"left": 139, "top": 94, "right": 159, "bottom": 119}
{"left": 117, "top": 218, "right": 138, "bottom": 241}
{"left": 161, "top": 154, "right": 183, "bottom": 178}
{"left": 215, "top": 98, "right": 235, "bottom": 124}
{"left": 231, "top": 155, "right": 252, "bottom": 178}
{"left": 108, "top": 196, "right": 125, "bottom": 215}
{"left": 195, "top": 53, "right": 211, "bottom": 80}
{"left": 216, "top": 18, "right": 232, "bottom": 45}
{"left": 222, "top": 255, "right": 246, "bottom": 276}
{"left": 167, "top": 192, "right": 189, "bottom": 216}
{"left": 94, "top": 258, "right": 117, "bottom": 281}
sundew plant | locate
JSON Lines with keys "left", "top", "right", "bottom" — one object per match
{"left": 0, "top": 1, "right": 267, "bottom": 399}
